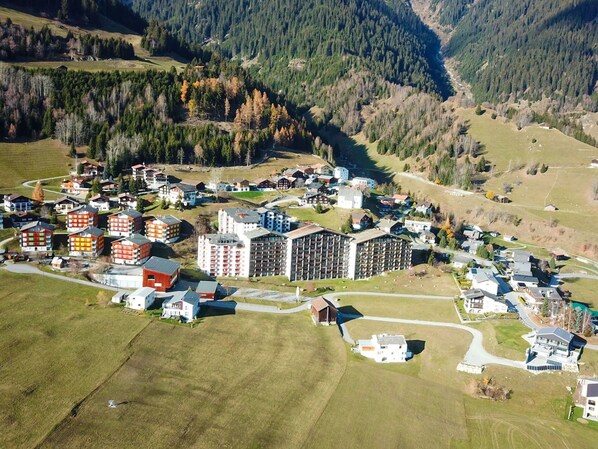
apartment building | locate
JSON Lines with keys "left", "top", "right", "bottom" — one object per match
{"left": 240, "top": 228, "right": 287, "bottom": 277}
{"left": 19, "top": 221, "right": 54, "bottom": 253}
{"left": 256, "top": 207, "right": 292, "bottom": 233}
{"left": 145, "top": 215, "right": 181, "bottom": 243}
{"left": 66, "top": 205, "right": 99, "bottom": 233}
{"left": 197, "top": 233, "right": 246, "bottom": 277}
{"left": 108, "top": 210, "right": 143, "bottom": 237}
{"left": 218, "top": 208, "right": 261, "bottom": 235}
{"left": 69, "top": 226, "right": 105, "bottom": 257}
{"left": 111, "top": 234, "right": 152, "bottom": 265}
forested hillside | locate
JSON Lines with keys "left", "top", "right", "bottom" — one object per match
{"left": 129, "top": 0, "right": 452, "bottom": 106}
{"left": 436, "top": 0, "right": 598, "bottom": 108}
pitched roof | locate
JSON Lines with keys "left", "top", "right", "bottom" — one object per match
{"left": 376, "top": 218, "right": 402, "bottom": 230}
{"left": 163, "top": 289, "right": 199, "bottom": 306}
{"left": 20, "top": 221, "right": 54, "bottom": 232}
{"left": 196, "top": 280, "right": 219, "bottom": 294}
{"left": 112, "top": 210, "right": 142, "bottom": 219}
{"left": 536, "top": 327, "right": 574, "bottom": 345}
{"left": 70, "top": 204, "right": 98, "bottom": 214}
{"left": 116, "top": 234, "right": 151, "bottom": 246}
{"left": 311, "top": 297, "right": 336, "bottom": 312}
{"left": 70, "top": 226, "right": 104, "bottom": 237}
{"left": 154, "top": 215, "right": 181, "bottom": 225}
{"left": 242, "top": 227, "right": 285, "bottom": 240}
{"left": 4, "top": 193, "right": 31, "bottom": 202}
{"left": 351, "top": 228, "right": 389, "bottom": 244}
{"left": 338, "top": 186, "right": 362, "bottom": 200}
{"left": 375, "top": 334, "right": 407, "bottom": 346}
{"left": 173, "top": 182, "right": 197, "bottom": 192}
{"left": 222, "top": 208, "right": 261, "bottom": 223}
{"left": 143, "top": 256, "right": 180, "bottom": 275}
{"left": 286, "top": 223, "right": 344, "bottom": 239}
{"left": 130, "top": 286, "right": 155, "bottom": 298}
{"left": 55, "top": 197, "right": 80, "bottom": 205}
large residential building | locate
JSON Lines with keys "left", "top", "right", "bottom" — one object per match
{"left": 333, "top": 166, "right": 350, "bottom": 183}
{"left": 142, "top": 256, "right": 180, "bottom": 292}
{"left": 337, "top": 186, "right": 363, "bottom": 209}
{"left": 240, "top": 228, "right": 287, "bottom": 277}
{"left": 257, "top": 207, "right": 292, "bottom": 233}
{"left": 197, "top": 233, "right": 246, "bottom": 277}
{"left": 470, "top": 268, "right": 501, "bottom": 296}
{"left": 133, "top": 164, "right": 167, "bottom": 188}
{"left": 19, "top": 221, "right": 54, "bottom": 253}
{"left": 108, "top": 210, "right": 143, "bottom": 237}
{"left": 68, "top": 226, "right": 104, "bottom": 257}
{"left": 111, "top": 234, "right": 152, "bottom": 265}
{"left": 158, "top": 182, "right": 197, "bottom": 207}
{"left": 67, "top": 205, "right": 99, "bottom": 233}
{"left": 3, "top": 194, "right": 32, "bottom": 212}
{"left": 348, "top": 229, "right": 412, "bottom": 280}
{"left": 285, "top": 224, "right": 351, "bottom": 281}
{"left": 350, "top": 177, "right": 376, "bottom": 190}
{"left": 526, "top": 327, "right": 580, "bottom": 372}
{"left": 218, "top": 208, "right": 261, "bottom": 235}
{"left": 145, "top": 215, "right": 181, "bottom": 243}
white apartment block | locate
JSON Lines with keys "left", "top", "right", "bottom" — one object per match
{"left": 257, "top": 207, "right": 292, "bottom": 233}
{"left": 218, "top": 208, "right": 261, "bottom": 235}
{"left": 197, "top": 233, "right": 248, "bottom": 277}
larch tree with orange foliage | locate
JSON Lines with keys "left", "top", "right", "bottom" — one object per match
{"left": 32, "top": 181, "right": 44, "bottom": 204}
{"left": 181, "top": 79, "right": 190, "bottom": 103}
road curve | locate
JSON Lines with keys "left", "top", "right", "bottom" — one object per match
{"left": 2, "top": 263, "right": 119, "bottom": 291}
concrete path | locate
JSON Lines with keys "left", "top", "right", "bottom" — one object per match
{"left": 2, "top": 263, "right": 119, "bottom": 291}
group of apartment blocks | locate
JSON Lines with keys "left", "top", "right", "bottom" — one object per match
{"left": 198, "top": 208, "right": 412, "bottom": 280}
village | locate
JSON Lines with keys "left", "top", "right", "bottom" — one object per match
{"left": 1, "top": 157, "right": 598, "bottom": 424}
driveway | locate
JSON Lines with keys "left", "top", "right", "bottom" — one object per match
{"left": 2, "top": 263, "right": 119, "bottom": 291}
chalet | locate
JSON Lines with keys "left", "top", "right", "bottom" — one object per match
{"left": 404, "top": 219, "right": 432, "bottom": 233}
{"left": 377, "top": 196, "right": 395, "bottom": 208}
{"left": 68, "top": 226, "right": 104, "bottom": 257}
{"left": 77, "top": 160, "right": 103, "bottom": 178}
{"left": 231, "top": 178, "right": 251, "bottom": 192}
{"left": 461, "top": 239, "right": 484, "bottom": 255}
{"left": 317, "top": 175, "right": 337, "bottom": 185}
{"left": 463, "top": 226, "right": 482, "bottom": 241}
{"left": 61, "top": 176, "right": 91, "bottom": 195}
{"left": 10, "top": 211, "right": 38, "bottom": 228}
{"left": 525, "top": 327, "right": 580, "bottom": 372}
{"left": 544, "top": 204, "right": 558, "bottom": 211}
{"left": 51, "top": 256, "right": 65, "bottom": 269}
{"left": 356, "top": 334, "right": 410, "bottom": 363}
{"left": 296, "top": 165, "right": 315, "bottom": 175}
{"left": 142, "top": 168, "right": 167, "bottom": 188}
{"left": 283, "top": 169, "right": 306, "bottom": 180}
{"left": 337, "top": 186, "right": 363, "bottom": 209}
{"left": 310, "top": 297, "right": 337, "bottom": 325}
{"left": 116, "top": 193, "right": 138, "bottom": 210}
{"left": 574, "top": 378, "right": 598, "bottom": 421}
{"left": 99, "top": 179, "right": 119, "bottom": 193}
{"left": 463, "top": 289, "right": 509, "bottom": 315}
{"left": 313, "top": 164, "right": 332, "bottom": 175}
{"left": 522, "top": 286, "right": 562, "bottom": 313}
{"left": 196, "top": 280, "right": 219, "bottom": 300}
{"left": 145, "top": 215, "right": 181, "bottom": 243}
{"left": 125, "top": 287, "right": 156, "bottom": 310}
{"left": 375, "top": 218, "right": 402, "bottom": 235}
{"left": 19, "top": 221, "right": 54, "bottom": 253}
{"left": 302, "top": 192, "right": 330, "bottom": 206}
{"left": 420, "top": 230, "right": 436, "bottom": 245}
{"left": 158, "top": 183, "right": 197, "bottom": 207}
{"left": 509, "top": 274, "right": 539, "bottom": 290}
{"left": 88, "top": 194, "right": 111, "bottom": 211}
{"left": 254, "top": 178, "right": 276, "bottom": 190}
{"left": 66, "top": 205, "right": 99, "bottom": 233}
{"left": 131, "top": 164, "right": 147, "bottom": 179}
{"left": 180, "top": 180, "right": 205, "bottom": 192}
{"left": 142, "top": 256, "right": 180, "bottom": 292}
{"left": 393, "top": 194, "right": 410, "bottom": 205}
{"left": 274, "top": 176, "right": 293, "bottom": 190}
{"left": 351, "top": 212, "right": 372, "bottom": 231}
{"left": 108, "top": 210, "right": 143, "bottom": 237}
{"left": 306, "top": 182, "right": 328, "bottom": 195}
{"left": 351, "top": 177, "right": 376, "bottom": 190}
{"left": 3, "top": 194, "right": 32, "bottom": 212}
{"left": 414, "top": 202, "right": 433, "bottom": 215}
{"left": 333, "top": 166, "right": 349, "bottom": 182}
{"left": 111, "top": 234, "right": 151, "bottom": 265}
{"left": 53, "top": 197, "right": 81, "bottom": 214}
{"left": 161, "top": 290, "right": 200, "bottom": 322}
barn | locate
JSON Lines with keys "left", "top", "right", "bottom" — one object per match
{"left": 142, "top": 256, "right": 180, "bottom": 292}
{"left": 310, "top": 297, "right": 338, "bottom": 325}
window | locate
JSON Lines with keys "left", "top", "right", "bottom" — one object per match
{"left": 147, "top": 275, "right": 155, "bottom": 280}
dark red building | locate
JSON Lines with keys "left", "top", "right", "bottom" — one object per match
{"left": 142, "top": 256, "right": 180, "bottom": 292}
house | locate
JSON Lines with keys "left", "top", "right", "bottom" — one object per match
{"left": 337, "top": 186, "right": 363, "bottom": 209}
{"left": 88, "top": 194, "right": 112, "bottom": 211}
{"left": 141, "top": 168, "right": 167, "bottom": 188}
{"left": 317, "top": 175, "right": 337, "bottom": 185}
{"left": 302, "top": 192, "right": 330, "bottom": 206}
{"left": 254, "top": 178, "right": 276, "bottom": 190}
{"left": 10, "top": 211, "right": 38, "bottom": 228}
{"left": 471, "top": 268, "right": 500, "bottom": 295}
{"left": 142, "top": 256, "right": 180, "bottom": 292}
{"left": 306, "top": 182, "right": 328, "bottom": 195}
{"left": 66, "top": 205, "right": 99, "bottom": 233}
{"left": 508, "top": 260, "right": 533, "bottom": 277}
{"left": 145, "top": 215, "right": 181, "bottom": 243}
{"left": 3, "top": 194, "right": 32, "bottom": 212}
{"left": 463, "top": 288, "right": 509, "bottom": 315}
{"left": 61, "top": 176, "right": 91, "bottom": 195}
{"left": 274, "top": 176, "right": 293, "bottom": 190}
{"left": 356, "top": 334, "right": 410, "bottom": 363}
{"left": 525, "top": 327, "right": 580, "bottom": 372}
{"left": 19, "top": 221, "right": 54, "bottom": 253}
{"left": 591, "top": 159, "right": 598, "bottom": 168}
{"left": 574, "top": 378, "right": 598, "bottom": 421}
{"left": 131, "top": 163, "right": 147, "bottom": 179}
{"left": 77, "top": 159, "right": 103, "bottom": 178}
{"left": 51, "top": 256, "right": 65, "bottom": 269}
{"left": 350, "top": 177, "right": 376, "bottom": 190}
{"left": 509, "top": 250, "right": 531, "bottom": 263}
{"left": 197, "top": 233, "right": 246, "bottom": 277}
{"left": 351, "top": 212, "right": 372, "bottom": 231}
{"left": 509, "top": 274, "right": 539, "bottom": 290}
{"left": 550, "top": 248, "right": 569, "bottom": 261}
{"left": 206, "top": 180, "right": 230, "bottom": 192}
{"left": 393, "top": 194, "right": 410, "bottom": 205}
{"left": 257, "top": 207, "right": 292, "bottom": 233}
{"left": 333, "top": 166, "right": 349, "bottom": 182}
{"left": 108, "top": 210, "right": 143, "bottom": 237}
{"left": 544, "top": 204, "right": 558, "bottom": 211}
{"left": 181, "top": 180, "right": 205, "bottom": 192}
{"left": 161, "top": 290, "right": 200, "bottom": 322}
{"left": 461, "top": 239, "right": 484, "bottom": 255}
{"left": 452, "top": 254, "right": 473, "bottom": 269}
{"left": 125, "top": 287, "right": 156, "bottom": 310}
{"left": 463, "top": 226, "right": 482, "bottom": 241}
{"left": 111, "top": 234, "right": 151, "bottom": 265}
{"left": 283, "top": 169, "right": 306, "bottom": 180}
{"left": 522, "top": 286, "right": 562, "bottom": 313}
{"left": 310, "top": 297, "right": 337, "bottom": 325}
{"left": 99, "top": 179, "right": 119, "bottom": 193}
{"left": 53, "top": 197, "right": 81, "bottom": 214}
{"left": 377, "top": 197, "right": 395, "bottom": 209}
{"left": 231, "top": 178, "right": 251, "bottom": 192}
{"left": 159, "top": 183, "right": 197, "bottom": 207}
{"left": 414, "top": 202, "right": 433, "bottom": 215}
{"left": 111, "top": 290, "right": 128, "bottom": 304}
{"left": 404, "top": 219, "right": 432, "bottom": 233}
{"left": 116, "top": 193, "right": 138, "bottom": 210}
{"left": 495, "top": 194, "right": 511, "bottom": 204}
{"left": 196, "top": 280, "right": 219, "bottom": 300}
{"left": 375, "top": 218, "right": 402, "bottom": 235}
{"left": 503, "top": 235, "right": 516, "bottom": 242}
{"left": 419, "top": 230, "right": 436, "bottom": 245}
{"left": 218, "top": 208, "right": 261, "bottom": 235}
{"left": 68, "top": 226, "right": 105, "bottom": 257}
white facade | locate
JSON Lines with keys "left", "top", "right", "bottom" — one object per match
{"left": 350, "top": 177, "right": 376, "bottom": 189}
{"left": 218, "top": 208, "right": 260, "bottom": 236}
{"left": 471, "top": 269, "right": 500, "bottom": 295}
{"left": 197, "top": 233, "right": 248, "bottom": 277}
{"left": 333, "top": 166, "right": 349, "bottom": 182}
{"left": 161, "top": 290, "right": 200, "bottom": 322}
{"left": 463, "top": 289, "right": 508, "bottom": 314}
{"left": 575, "top": 378, "right": 598, "bottom": 421}
{"left": 356, "top": 334, "right": 409, "bottom": 363}
{"left": 337, "top": 186, "right": 363, "bottom": 209}
{"left": 125, "top": 287, "right": 156, "bottom": 310}
{"left": 258, "top": 208, "right": 292, "bottom": 233}
{"left": 89, "top": 197, "right": 111, "bottom": 211}
{"left": 404, "top": 219, "right": 432, "bottom": 233}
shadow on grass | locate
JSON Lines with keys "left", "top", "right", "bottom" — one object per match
{"left": 199, "top": 301, "right": 237, "bottom": 317}
{"left": 407, "top": 339, "right": 426, "bottom": 355}
{"left": 338, "top": 305, "right": 363, "bottom": 323}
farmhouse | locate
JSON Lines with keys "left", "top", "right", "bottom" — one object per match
{"left": 66, "top": 205, "right": 99, "bottom": 233}
{"left": 348, "top": 229, "right": 412, "bottom": 280}
{"left": 125, "top": 287, "right": 156, "bottom": 310}
{"left": 68, "top": 226, "right": 104, "bottom": 257}
{"left": 462, "top": 288, "right": 509, "bottom": 315}
{"left": 337, "top": 186, "right": 363, "bottom": 209}
{"left": 574, "top": 378, "right": 598, "bottom": 421}
{"left": 3, "top": 194, "right": 32, "bottom": 212}
{"left": 145, "top": 215, "right": 181, "bottom": 243}
{"left": 196, "top": 280, "right": 219, "bottom": 301}
{"left": 197, "top": 233, "right": 246, "bottom": 277}
{"left": 219, "top": 208, "right": 261, "bottom": 235}
{"left": 254, "top": 178, "right": 276, "bottom": 190}
{"left": 19, "top": 221, "right": 54, "bottom": 253}
{"left": 231, "top": 178, "right": 250, "bottom": 192}
{"left": 108, "top": 210, "right": 143, "bottom": 237}
{"left": 306, "top": 181, "right": 328, "bottom": 195}
{"left": 526, "top": 327, "right": 580, "bottom": 372}
{"left": 356, "top": 334, "right": 410, "bottom": 363}
{"left": 111, "top": 234, "right": 152, "bottom": 265}
{"left": 274, "top": 176, "right": 293, "bottom": 190}
{"left": 310, "top": 297, "right": 337, "bottom": 325}
{"left": 142, "top": 256, "right": 181, "bottom": 292}
{"left": 161, "top": 290, "right": 200, "bottom": 322}
{"left": 53, "top": 197, "right": 81, "bottom": 214}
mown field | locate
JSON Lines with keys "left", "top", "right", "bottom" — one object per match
{"left": 2, "top": 269, "right": 598, "bottom": 449}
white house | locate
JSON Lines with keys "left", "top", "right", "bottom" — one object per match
{"left": 161, "top": 290, "right": 200, "bottom": 322}
{"left": 404, "top": 219, "right": 432, "bottom": 233}
{"left": 414, "top": 202, "right": 433, "bottom": 215}
{"left": 356, "top": 334, "right": 410, "bottom": 363}
{"left": 350, "top": 177, "right": 376, "bottom": 190}
{"left": 218, "top": 208, "right": 261, "bottom": 235}
{"left": 125, "top": 287, "right": 156, "bottom": 310}
{"left": 337, "top": 186, "right": 363, "bottom": 209}
{"left": 452, "top": 254, "right": 473, "bottom": 269}
{"left": 159, "top": 183, "right": 197, "bottom": 207}
{"left": 53, "top": 197, "right": 81, "bottom": 214}
{"left": 574, "top": 378, "right": 598, "bottom": 421}
{"left": 526, "top": 327, "right": 579, "bottom": 372}
{"left": 463, "top": 289, "right": 509, "bottom": 314}
{"left": 333, "top": 166, "right": 349, "bottom": 183}
{"left": 88, "top": 194, "right": 111, "bottom": 211}
{"left": 470, "top": 268, "right": 500, "bottom": 295}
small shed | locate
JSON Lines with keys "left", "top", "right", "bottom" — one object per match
{"left": 196, "top": 280, "right": 219, "bottom": 300}
{"left": 310, "top": 297, "right": 337, "bottom": 325}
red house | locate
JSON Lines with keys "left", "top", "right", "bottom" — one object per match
{"left": 196, "top": 280, "right": 219, "bottom": 300}
{"left": 67, "top": 205, "right": 99, "bottom": 232}
{"left": 142, "top": 256, "right": 180, "bottom": 292}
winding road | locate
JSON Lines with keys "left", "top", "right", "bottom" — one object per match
{"left": 2, "top": 263, "right": 119, "bottom": 291}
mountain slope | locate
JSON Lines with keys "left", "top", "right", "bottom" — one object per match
{"left": 129, "top": 0, "right": 452, "bottom": 106}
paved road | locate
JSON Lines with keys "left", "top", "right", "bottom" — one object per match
{"left": 0, "top": 236, "right": 15, "bottom": 254}
{"left": 432, "top": 246, "right": 495, "bottom": 268}
{"left": 2, "top": 263, "right": 119, "bottom": 291}
{"left": 264, "top": 196, "right": 301, "bottom": 208}
{"left": 22, "top": 174, "right": 71, "bottom": 197}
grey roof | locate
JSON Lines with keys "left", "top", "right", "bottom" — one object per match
{"left": 20, "top": 221, "right": 54, "bottom": 232}
{"left": 453, "top": 254, "right": 473, "bottom": 264}
{"left": 71, "top": 226, "right": 104, "bottom": 237}
{"left": 204, "top": 233, "right": 242, "bottom": 245}
{"left": 173, "top": 183, "right": 197, "bottom": 193}
{"left": 118, "top": 234, "right": 151, "bottom": 246}
{"left": 351, "top": 228, "right": 398, "bottom": 245}
{"left": 463, "top": 288, "right": 499, "bottom": 301}
{"left": 286, "top": 223, "right": 345, "bottom": 239}
{"left": 116, "top": 210, "right": 142, "bottom": 219}
{"left": 473, "top": 269, "right": 498, "bottom": 284}
{"left": 376, "top": 218, "right": 402, "bottom": 230}
{"left": 156, "top": 215, "right": 181, "bottom": 225}
{"left": 376, "top": 334, "right": 407, "bottom": 346}
{"left": 243, "top": 227, "right": 285, "bottom": 240}
{"left": 143, "top": 256, "right": 180, "bottom": 275}
{"left": 55, "top": 197, "right": 80, "bottom": 205}
{"left": 587, "top": 383, "right": 598, "bottom": 398}
{"left": 196, "top": 280, "right": 219, "bottom": 294}
{"left": 338, "top": 186, "right": 362, "bottom": 201}
{"left": 130, "top": 287, "right": 155, "bottom": 298}
{"left": 536, "top": 327, "right": 574, "bottom": 345}
{"left": 222, "top": 208, "right": 261, "bottom": 224}
{"left": 163, "top": 290, "right": 199, "bottom": 306}
{"left": 512, "top": 274, "right": 539, "bottom": 283}
{"left": 72, "top": 204, "right": 98, "bottom": 214}
{"left": 512, "top": 250, "right": 531, "bottom": 262}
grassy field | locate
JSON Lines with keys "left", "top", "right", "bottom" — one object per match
{"left": 283, "top": 205, "right": 352, "bottom": 231}
{"left": 558, "top": 277, "right": 598, "bottom": 309}
{"left": 469, "top": 320, "right": 530, "bottom": 360}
